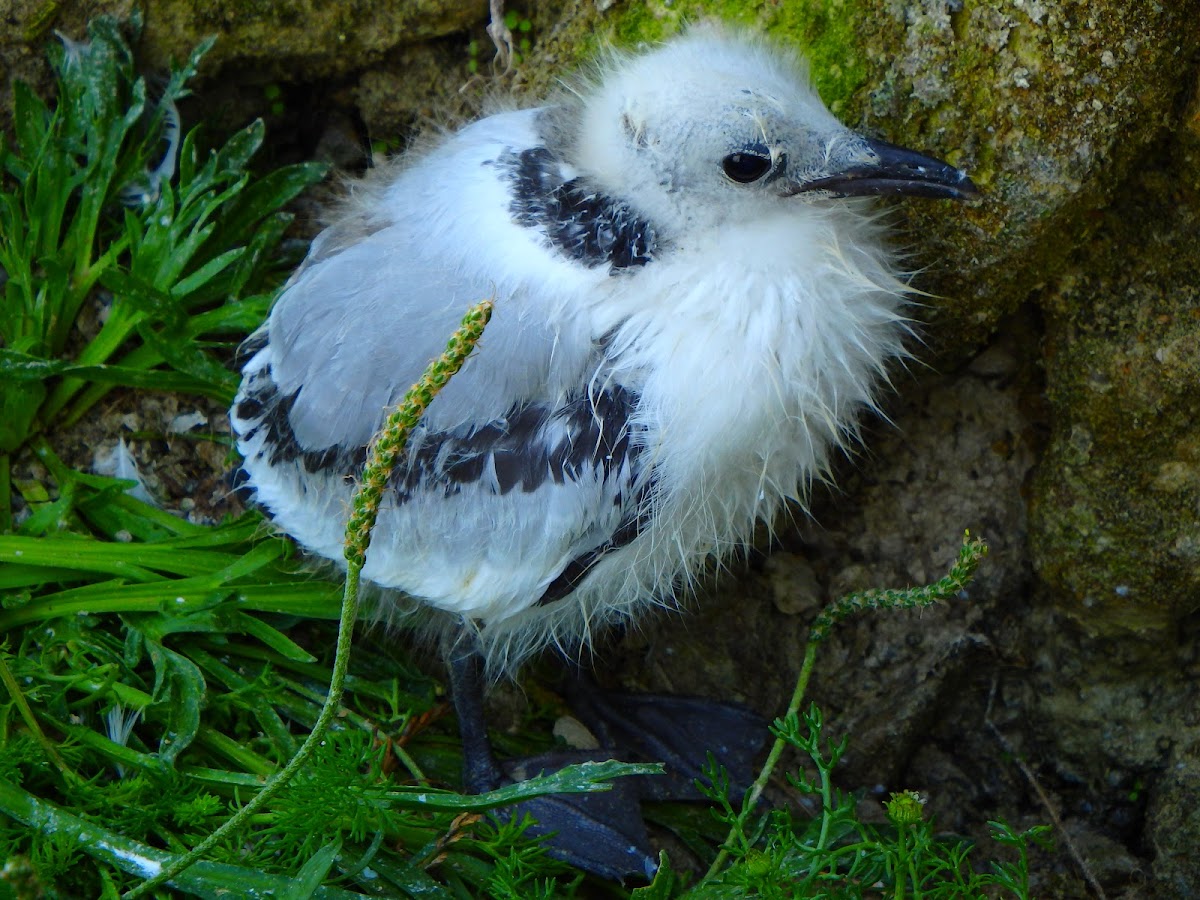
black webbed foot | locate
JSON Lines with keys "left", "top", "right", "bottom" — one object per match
{"left": 447, "top": 653, "right": 766, "bottom": 882}
{"left": 448, "top": 654, "right": 657, "bottom": 881}
{"left": 563, "top": 672, "right": 767, "bottom": 802}
{"left": 500, "top": 750, "right": 657, "bottom": 881}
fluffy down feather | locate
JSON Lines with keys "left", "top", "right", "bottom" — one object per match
{"left": 230, "top": 27, "right": 960, "bottom": 675}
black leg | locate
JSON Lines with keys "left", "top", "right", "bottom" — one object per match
{"left": 447, "top": 651, "right": 503, "bottom": 793}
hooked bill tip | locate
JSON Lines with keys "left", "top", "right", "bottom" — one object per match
{"left": 792, "top": 137, "right": 982, "bottom": 202}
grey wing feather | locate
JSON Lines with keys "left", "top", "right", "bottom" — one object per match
{"left": 232, "top": 106, "right": 658, "bottom": 639}
{"left": 266, "top": 225, "right": 587, "bottom": 453}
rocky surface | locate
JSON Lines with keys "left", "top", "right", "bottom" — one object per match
{"left": 6, "top": 0, "right": 1200, "bottom": 894}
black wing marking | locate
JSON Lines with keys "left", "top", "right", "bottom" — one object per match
{"left": 238, "top": 357, "right": 653, "bottom": 602}
{"left": 235, "top": 369, "right": 366, "bottom": 475}
{"left": 392, "top": 384, "right": 641, "bottom": 500}
{"left": 533, "top": 477, "right": 654, "bottom": 606}
{"left": 237, "top": 359, "right": 644, "bottom": 499}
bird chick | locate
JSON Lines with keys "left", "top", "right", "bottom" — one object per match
{"left": 231, "top": 26, "right": 976, "bottom": 879}
{"left": 232, "top": 27, "right": 974, "bottom": 671}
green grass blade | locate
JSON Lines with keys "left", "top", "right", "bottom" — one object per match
{"left": 0, "top": 777, "right": 367, "bottom": 898}
{"left": 371, "top": 760, "right": 665, "bottom": 812}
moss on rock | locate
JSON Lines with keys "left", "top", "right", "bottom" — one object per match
{"left": 1032, "top": 165, "right": 1200, "bottom": 635}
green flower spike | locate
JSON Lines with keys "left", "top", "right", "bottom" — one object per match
{"left": 345, "top": 299, "right": 494, "bottom": 568}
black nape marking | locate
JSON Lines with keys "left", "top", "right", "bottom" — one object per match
{"left": 499, "top": 147, "right": 657, "bottom": 271}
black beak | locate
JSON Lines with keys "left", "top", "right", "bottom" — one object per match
{"left": 793, "top": 137, "right": 979, "bottom": 201}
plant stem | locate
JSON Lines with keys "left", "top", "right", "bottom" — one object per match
{"left": 0, "top": 453, "right": 11, "bottom": 533}
{"left": 389, "top": 739, "right": 429, "bottom": 785}
{"left": 123, "top": 299, "right": 492, "bottom": 898}
{"left": 705, "top": 638, "right": 819, "bottom": 879}
{"left": 894, "top": 825, "right": 908, "bottom": 900}
{"left": 123, "top": 562, "right": 364, "bottom": 899}
{"left": 816, "top": 737, "right": 835, "bottom": 851}
{"left": 702, "top": 532, "right": 987, "bottom": 884}
{"left": 0, "top": 652, "right": 77, "bottom": 781}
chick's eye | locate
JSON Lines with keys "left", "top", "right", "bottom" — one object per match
{"left": 722, "top": 151, "right": 772, "bottom": 184}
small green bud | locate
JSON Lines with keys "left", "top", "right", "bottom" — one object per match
{"left": 742, "top": 849, "right": 772, "bottom": 878}
{"left": 885, "top": 790, "right": 926, "bottom": 826}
